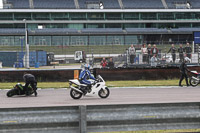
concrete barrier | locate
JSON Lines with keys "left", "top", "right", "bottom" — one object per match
{"left": 0, "top": 66, "right": 199, "bottom": 82}
{"left": 95, "top": 66, "right": 200, "bottom": 81}
{"left": 0, "top": 69, "right": 80, "bottom": 82}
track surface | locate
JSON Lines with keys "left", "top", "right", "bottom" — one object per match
{"left": 0, "top": 86, "right": 200, "bottom": 108}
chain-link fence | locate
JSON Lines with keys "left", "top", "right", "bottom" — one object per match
{"left": 0, "top": 41, "right": 198, "bottom": 68}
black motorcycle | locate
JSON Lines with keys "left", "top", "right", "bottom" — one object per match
{"left": 7, "top": 83, "right": 34, "bottom": 97}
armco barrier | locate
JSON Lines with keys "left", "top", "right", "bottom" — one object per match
{"left": 0, "top": 102, "right": 200, "bottom": 133}
{"left": 0, "top": 106, "right": 80, "bottom": 133}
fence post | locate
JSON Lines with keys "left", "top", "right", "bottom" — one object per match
{"left": 79, "top": 105, "right": 87, "bottom": 133}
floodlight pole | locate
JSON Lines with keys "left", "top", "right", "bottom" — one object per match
{"left": 23, "top": 19, "right": 29, "bottom": 69}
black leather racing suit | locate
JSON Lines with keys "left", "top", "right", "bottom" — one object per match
{"left": 179, "top": 62, "right": 189, "bottom": 86}
{"left": 23, "top": 74, "right": 37, "bottom": 96}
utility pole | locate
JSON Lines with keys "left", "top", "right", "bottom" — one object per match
{"left": 23, "top": 19, "right": 29, "bottom": 69}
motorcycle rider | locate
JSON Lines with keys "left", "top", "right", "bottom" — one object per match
{"left": 79, "top": 64, "right": 96, "bottom": 94}
{"left": 23, "top": 72, "right": 38, "bottom": 96}
{"left": 179, "top": 58, "right": 190, "bottom": 87}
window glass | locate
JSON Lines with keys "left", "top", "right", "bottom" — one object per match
{"left": 87, "top": 13, "right": 104, "bottom": 20}
{"left": 89, "top": 36, "right": 106, "bottom": 45}
{"left": 141, "top": 13, "right": 157, "bottom": 20}
{"left": 105, "top": 13, "right": 121, "bottom": 20}
{"left": 107, "top": 36, "right": 124, "bottom": 45}
{"left": 123, "top": 13, "right": 139, "bottom": 20}
{"left": 70, "top": 36, "right": 88, "bottom": 45}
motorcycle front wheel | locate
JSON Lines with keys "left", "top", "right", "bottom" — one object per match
{"left": 7, "top": 88, "right": 18, "bottom": 97}
{"left": 70, "top": 89, "right": 82, "bottom": 99}
{"left": 98, "top": 87, "right": 110, "bottom": 98}
{"left": 190, "top": 77, "right": 199, "bottom": 87}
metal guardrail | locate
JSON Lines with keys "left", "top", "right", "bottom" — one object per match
{"left": 0, "top": 102, "right": 200, "bottom": 133}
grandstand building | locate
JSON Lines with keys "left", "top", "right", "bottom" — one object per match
{"left": 0, "top": 0, "right": 200, "bottom": 46}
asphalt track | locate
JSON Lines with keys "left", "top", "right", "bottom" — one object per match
{"left": 0, "top": 86, "right": 200, "bottom": 108}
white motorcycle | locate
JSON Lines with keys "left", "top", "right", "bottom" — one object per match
{"left": 69, "top": 75, "right": 110, "bottom": 99}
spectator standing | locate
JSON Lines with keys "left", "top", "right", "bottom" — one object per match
{"left": 128, "top": 44, "right": 136, "bottom": 64}
{"left": 168, "top": 44, "right": 176, "bottom": 63}
{"left": 141, "top": 44, "right": 148, "bottom": 64}
{"left": 178, "top": 44, "right": 184, "bottom": 63}
{"left": 100, "top": 57, "right": 107, "bottom": 68}
{"left": 147, "top": 44, "right": 152, "bottom": 64}
{"left": 151, "top": 54, "right": 157, "bottom": 67}
{"left": 107, "top": 57, "right": 114, "bottom": 69}
{"left": 184, "top": 43, "right": 192, "bottom": 59}
{"left": 151, "top": 44, "right": 159, "bottom": 57}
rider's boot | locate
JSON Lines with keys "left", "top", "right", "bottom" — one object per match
{"left": 87, "top": 84, "right": 92, "bottom": 92}
{"left": 34, "top": 89, "right": 37, "bottom": 97}
{"left": 80, "top": 87, "right": 87, "bottom": 95}
{"left": 33, "top": 83, "right": 38, "bottom": 97}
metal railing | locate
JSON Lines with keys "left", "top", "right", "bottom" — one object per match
{"left": 1, "top": 102, "right": 200, "bottom": 133}
{"left": 94, "top": 52, "right": 199, "bottom": 69}
{"left": 125, "top": 52, "right": 198, "bottom": 65}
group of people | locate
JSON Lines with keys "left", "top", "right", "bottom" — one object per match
{"left": 129, "top": 43, "right": 192, "bottom": 65}
{"left": 22, "top": 59, "right": 190, "bottom": 96}
{"left": 168, "top": 43, "right": 192, "bottom": 63}
{"left": 21, "top": 43, "right": 193, "bottom": 96}
{"left": 81, "top": 57, "right": 191, "bottom": 90}
{"left": 129, "top": 44, "right": 159, "bottom": 65}
{"left": 100, "top": 57, "right": 115, "bottom": 68}
{"left": 141, "top": 44, "right": 159, "bottom": 66}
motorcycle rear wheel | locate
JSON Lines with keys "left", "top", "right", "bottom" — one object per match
{"left": 7, "top": 89, "right": 18, "bottom": 97}
{"left": 190, "top": 77, "right": 199, "bottom": 87}
{"left": 98, "top": 87, "right": 110, "bottom": 98}
{"left": 70, "top": 89, "right": 82, "bottom": 99}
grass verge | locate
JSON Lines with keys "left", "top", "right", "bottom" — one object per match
{"left": 0, "top": 79, "right": 185, "bottom": 89}
{"left": 91, "top": 129, "right": 200, "bottom": 133}
{"left": 0, "top": 45, "right": 173, "bottom": 55}
{"left": 106, "top": 80, "right": 180, "bottom": 87}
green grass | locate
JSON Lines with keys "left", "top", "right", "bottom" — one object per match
{"left": 0, "top": 79, "right": 185, "bottom": 89}
{"left": 58, "top": 63, "right": 82, "bottom": 66}
{"left": 0, "top": 45, "right": 129, "bottom": 55}
{"left": 0, "top": 45, "right": 173, "bottom": 55}
{"left": 91, "top": 129, "right": 200, "bottom": 133}
{"left": 106, "top": 80, "right": 180, "bottom": 87}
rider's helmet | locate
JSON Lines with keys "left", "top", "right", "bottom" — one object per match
{"left": 16, "top": 83, "right": 22, "bottom": 89}
{"left": 84, "top": 64, "right": 90, "bottom": 70}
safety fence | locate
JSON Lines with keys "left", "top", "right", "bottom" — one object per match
{"left": 1, "top": 102, "right": 200, "bottom": 133}
{"left": 0, "top": 43, "right": 199, "bottom": 68}
{"left": 93, "top": 52, "right": 199, "bottom": 69}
